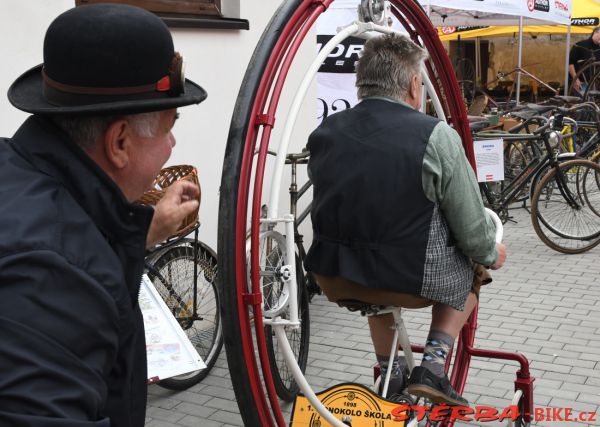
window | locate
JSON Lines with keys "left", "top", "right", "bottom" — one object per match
{"left": 75, "top": 0, "right": 248, "bottom": 29}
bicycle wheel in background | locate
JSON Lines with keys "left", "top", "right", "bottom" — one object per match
{"left": 147, "top": 239, "right": 223, "bottom": 390}
{"left": 569, "top": 60, "right": 600, "bottom": 98}
{"left": 254, "top": 230, "right": 310, "bottom": 402}
{"left": 531, "top": 159, "right": 600, "bottom": 254}
{"left": 583, "top": 63, "right": 600, "bottom": 106}
{"left": 264, "top": 259, "right": 310, "bottom": 402}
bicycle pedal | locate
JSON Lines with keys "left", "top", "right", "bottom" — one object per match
{"left": 388, "top": 392, "right": 414, "bottom": 403}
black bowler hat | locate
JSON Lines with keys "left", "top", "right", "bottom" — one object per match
{"left": 8, "top": 3, "right": 207, "bottom": 115}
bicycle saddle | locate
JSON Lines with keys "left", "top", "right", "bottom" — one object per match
{"left": 552, "top": 95, "right": 583, "bottom": 104}
{"left": 336, "top": 299, "right": 389, "bottom": 316}
{"left": 509, "top": 109, "right": 543, "bottom": 120}
{"left": 468, "top": 116, "right": 491, "bottom": 132}
{"left": 524, "top": 103, "right": 555, "bottom": 114}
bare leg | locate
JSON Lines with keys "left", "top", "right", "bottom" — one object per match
{"left": 368, "top": 292, "right": 478, "bottom": 354}
{"left": 368, "top": 313, "right": 396, "bottom": 355}
{"left": 405, "top": 292, "right": 478, "bottom": 406}
{"left": 430, "top": 292, "right": 478, "bottom": 340}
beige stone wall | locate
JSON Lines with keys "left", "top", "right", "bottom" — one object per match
{"left": 486, "top": 34, "right": 587, "bottom": 87}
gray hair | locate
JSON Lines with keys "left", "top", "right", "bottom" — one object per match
{"left": 356, "top": 33, "right": 428, "bottom": 100}
{"left": 53, "top": 111, "right": 162, "bottom": 150}
{"left": 593, "top": 27, "right": 600, "bottom": 36}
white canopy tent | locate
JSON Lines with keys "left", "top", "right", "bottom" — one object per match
{"left": 421, "top": 0, "right": 572, "bottom": 101}
{"left": 423, "top": 0, "right": 571, "bottom": 27}
{"left": 316, "top": 0, "right": 572, "bottom": 108}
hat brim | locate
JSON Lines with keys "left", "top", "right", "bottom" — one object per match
{"left": 8, "top": 65, "right": 207, "bottom": 116}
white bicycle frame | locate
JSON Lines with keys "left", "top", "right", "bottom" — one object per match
{"left": 252, "top": 4, "right": 504, "bottom": 426}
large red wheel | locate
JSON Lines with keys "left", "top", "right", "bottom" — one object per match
{"left": 217, "top": 1, "right": 476, "bottom": 426}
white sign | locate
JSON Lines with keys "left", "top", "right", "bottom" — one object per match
{"left": 140, "top": 274, "right": 206, "bottom": 382}
{"left": 474, "top": 138, "right": 505, "bottom": 182}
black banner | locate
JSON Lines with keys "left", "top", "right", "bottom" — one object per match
{"left": 571, "top": 17, "right": 599, "bottom": 26}
{"left": 317, "top": 35, "right": 365, "bottom": 73}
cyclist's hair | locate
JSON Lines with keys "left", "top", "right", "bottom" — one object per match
{"left": 53, "top": 111, "right": 162, "bottom": 150}
{"left": 592, "top": 27, "right": 600, "bottom": 36}
{"left": 356, "top": 33, "right": 428, "bottom": 101}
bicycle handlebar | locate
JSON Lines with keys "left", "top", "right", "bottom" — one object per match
{"left": 557, "top": 116, "right": 579, "bottom": 139}
{"left": 485, "top": 207, "right": 503, "bottom": 243}
{"left": 529, "top": 116, "right": 551, "bottom": 135}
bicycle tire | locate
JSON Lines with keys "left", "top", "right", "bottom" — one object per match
{"left": 531, "top": 159, "right": 600, "bottom": 254}
{"left": 582, "top": 160, "right": 600, "bottom": 218}
{"left": 569, "top": 60, "right": 600, "bottom": 96}
{"left": 147, "top": 239, "right": 223, "bottom": 390}
{"left": 583, "top": 63, "right": 600, "bottom": 105}
{"left": 496, "top": 140, "right": 529, "bottom": 199}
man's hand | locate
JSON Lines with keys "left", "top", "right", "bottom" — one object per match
{"left": 146, "top": 180, "right": 200, "bottom": 248}
{"left": 491, "top": 242, "right": 506, "bottom": 270}
{"left": 573, "top": 78, "right": 582, "bottom": 92}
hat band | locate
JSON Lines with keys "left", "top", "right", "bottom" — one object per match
{"left": 42, "top": 69, "right": 173, "bottom": 96}
{"left": 41, "top": 52, "right": 185, "bottom": 99}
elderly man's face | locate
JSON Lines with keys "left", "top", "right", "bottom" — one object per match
{"left": 127, "top": 109, "right": 178, "bottom": 198}
{"left": 593, "top": 31, "right": 600, "bottom": 45}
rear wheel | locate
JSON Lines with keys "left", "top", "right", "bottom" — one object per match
{"left": 531, "top": 160, "right": 600, "bottom": 254}
{"left": 147, "top": 240, "right": 222, "bottom": 390}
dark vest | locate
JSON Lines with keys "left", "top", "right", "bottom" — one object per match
{"left": 305, "top": 98, "right": 472, "bottom": 309}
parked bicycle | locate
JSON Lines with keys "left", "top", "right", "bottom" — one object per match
{"left": 475, "top": 111, "right": 600, "bottom": 254}
{"left": 139, "top": 165, "right": 222, "bottom": 390}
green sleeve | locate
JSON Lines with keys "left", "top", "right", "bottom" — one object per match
{"left": 422, "top": 122, "right": 498, "bottom": 266}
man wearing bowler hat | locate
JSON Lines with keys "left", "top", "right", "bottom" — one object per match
{"left": 0, "top": 4, "right": 206, "bottom": 426}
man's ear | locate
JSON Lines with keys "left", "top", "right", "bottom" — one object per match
{"left": 412, "top": 74, "right": 421, "bottom": 99}
{"left": 103, "top": 119, "right": 132, "bottom": 169}
{"left": 407, "top": 74, "right": 419, "bottom": 104}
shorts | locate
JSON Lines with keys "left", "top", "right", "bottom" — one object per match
{"left": 315, "top": 264, "right": 492, "bottom": 310}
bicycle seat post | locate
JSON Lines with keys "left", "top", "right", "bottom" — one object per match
{"left": 373, "top": 307, "right": 416, "bottom": 398}
{"left": 393, "top": 309, "right": 416, "bottom": 373}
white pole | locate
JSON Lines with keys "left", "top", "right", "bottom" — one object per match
{"left": 274, "top": 326, "right": 347, "bottom": 427}
{"left": 475, "top": 37, "right": 481, "bottom": 86}
{"left": 516, "top": 16, "right": 524, "bottom": 105}
{"left": 267, "top": 23, "right": 359, "bottom": 219}
{"left": 268, "top": 21, "right": 446, "bottom": 220}
{"left": 565, "top": 22, "right": 572, "bottom": 96}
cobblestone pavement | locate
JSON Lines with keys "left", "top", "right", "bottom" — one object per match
{"left": 146, "top": 207, "right": 600, "bottom": 426}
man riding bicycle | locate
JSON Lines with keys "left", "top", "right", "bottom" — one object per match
{"left": 305, "top": 33, "right": 506, "bottom": 406}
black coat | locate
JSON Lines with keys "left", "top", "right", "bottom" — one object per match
{"left": 0, "top": 116, "right": 154, "bottom": 426}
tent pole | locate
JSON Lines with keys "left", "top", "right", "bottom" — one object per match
{"left": 516, "top": 16, "right": 524, "bottom": 105}
{"left": 476, "top": 37, "right": 481, "bottom": 85}
{"left": 565, "top": 22, "right": 571, "bottom": 96}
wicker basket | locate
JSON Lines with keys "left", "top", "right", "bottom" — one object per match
{"left": 136, "top": 165, "right": 201, "bottom": 239}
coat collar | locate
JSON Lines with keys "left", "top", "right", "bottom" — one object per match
{"left": 9, "top": 115, "right": 153, "bottom": 246}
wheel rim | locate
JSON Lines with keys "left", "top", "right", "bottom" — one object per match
{"left": 219, "top": 1, "right": 475, "bottom": 425}
{"left": 150, "top": 244, "right": 221, "bottom": 380}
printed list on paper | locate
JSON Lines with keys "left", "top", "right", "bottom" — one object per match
{"left": 473, "top": 138, "right": 504, "bottom": 183}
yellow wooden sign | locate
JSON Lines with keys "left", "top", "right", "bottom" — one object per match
{"left": 289, "top": 382, "right": 407, "bottom": 427}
